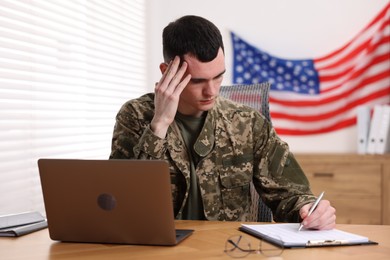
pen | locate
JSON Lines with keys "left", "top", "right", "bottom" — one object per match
{"left": 298, "top": 191, "right": 325, "bottom": 231}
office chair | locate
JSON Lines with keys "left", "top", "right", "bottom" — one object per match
{"left": 219, "top": 82, "right": 273, "bottom": 222}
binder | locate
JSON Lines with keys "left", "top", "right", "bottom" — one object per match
{"left": 239, "top": 223, "right": 378, "bottom": 248}
{"left": 356, "top": 106, "right": 371, "bottom": 154}
{"left": 367, "top": 105, "right": 383, "bottom": 154}
{"left": 375, "top": 105, "right": 390, "bottom": 154}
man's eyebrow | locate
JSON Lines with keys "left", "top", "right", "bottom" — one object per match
{"left": 214, "top": 70, "right": 226, "bottom": 79}
{"left": 191, "top": 70, "right": 226, "bottom": 81}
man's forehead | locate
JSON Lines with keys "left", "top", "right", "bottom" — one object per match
{"left": 183, "top": 49, "right": 225, "bottom": 79}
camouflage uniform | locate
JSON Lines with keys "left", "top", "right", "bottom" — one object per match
{"left": 110, "top": 93, "right": 316, "bottom": 222}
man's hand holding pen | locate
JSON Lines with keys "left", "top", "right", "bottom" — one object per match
{"left": 299, "top": 192, "right": 336, "bottom": 231}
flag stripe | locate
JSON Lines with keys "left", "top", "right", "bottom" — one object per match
{"left": 269, "top": 78, "right": 389, "bottom": 116}
{"left": 315, "top": 21, "right": 389, "bottom": 71}
{"left": 319, "top": 36, "right": 390, "bottom": 82}
{"left": 272, "top": 96, "right": 389, "bottom": 134}
{"left": 275, "top": 118, "right": 356, "bottom": 135}
{"left": 318, "top": 27, "right": 390, "bottom": 93}
{"left": 269, "top": 70, "right": 390, "bottom": 106}
{"left": 271, "top": 87, "right": 390, "bottom": 121}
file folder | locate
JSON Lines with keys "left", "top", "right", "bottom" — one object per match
{"left": 0, "top": 211, "right": 47, "bottom": 237}
{"left": 0, "top": 220, "right": 48, "bottom": 237}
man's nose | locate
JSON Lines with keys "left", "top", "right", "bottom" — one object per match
{"left": 204, "top": 81, "right": 219, "bottom": 96}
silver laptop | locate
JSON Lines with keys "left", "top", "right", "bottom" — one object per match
{"left": 37, "top": 159, "right": 193, "bottom": 246}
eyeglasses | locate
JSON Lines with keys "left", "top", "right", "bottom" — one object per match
{"left": 224, "top": 235, "right": 284, "bottom": 258}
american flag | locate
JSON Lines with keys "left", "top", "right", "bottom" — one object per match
{"left": 232, "top": 3, "right": 390, "bottom": 135}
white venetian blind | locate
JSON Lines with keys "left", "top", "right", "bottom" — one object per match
{"left": 0, "top": 0, "right": 146, "bottom": 215}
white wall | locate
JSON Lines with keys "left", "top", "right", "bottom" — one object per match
{"left": 145, "top": 0, "right": 388, "bottom": 153}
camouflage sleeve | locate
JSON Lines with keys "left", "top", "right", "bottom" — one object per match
{"left": 134, "top": 126, "right": 168, "bottom": 159}
{"left": 253, "top": 118, "right": 316, "bottom": 222}
{"left": 109, "top": 102, "right": 167, "bottom": 160}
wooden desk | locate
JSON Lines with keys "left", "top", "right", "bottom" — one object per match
{"left": 1, "top": 221, "right": 390, "bottom": 260}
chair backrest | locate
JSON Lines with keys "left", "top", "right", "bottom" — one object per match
{"left": 219, "top": 82, "right": 273, "bottom": 222}
{"left": 219, "top": 82, "right": 272, "bottom": 124}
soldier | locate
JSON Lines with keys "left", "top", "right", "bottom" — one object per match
{"left": 110, "top": 15, "right": 336, "bottom": 230}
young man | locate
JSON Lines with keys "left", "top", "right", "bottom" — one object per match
{"left": 110, "top": 15, "right": 336, "bottom": 230}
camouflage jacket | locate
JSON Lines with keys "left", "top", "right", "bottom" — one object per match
{"left": 110, "top": 93, "right": 316, "bottom": 222}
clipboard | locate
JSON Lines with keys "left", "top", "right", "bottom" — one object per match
{"left": 239, "top": 223, "right": 378, "bottom": 248}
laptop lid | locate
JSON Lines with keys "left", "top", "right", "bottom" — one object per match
{"left": 37, "top": 159, "right": 193, "bottom": 246}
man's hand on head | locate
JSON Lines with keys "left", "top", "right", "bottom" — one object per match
{"left": 151, "top": 56, "right": 191, "bottom": 138}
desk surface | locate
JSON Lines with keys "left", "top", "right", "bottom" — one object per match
{"left": 1, "top": 221, "right": 390, "bottom": 260}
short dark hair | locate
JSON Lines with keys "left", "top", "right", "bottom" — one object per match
{"left": 162, "top": 15, "right": 224, "bottom": 63}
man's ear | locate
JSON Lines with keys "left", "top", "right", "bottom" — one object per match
{"left": 159, "top": 63, "right": 168, "bottom": 74}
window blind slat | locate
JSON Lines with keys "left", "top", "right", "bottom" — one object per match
{"left": 0, "top": 0, "right": 145, "bottom": 45}
{"left": 0, "top": 0, "right": 146, "bottom": 216}
{"left": 0, "top": 16, "right": 145, "bottom": 64}
{"left": 0, "top": 32, "right": 145, "bottom": 69}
